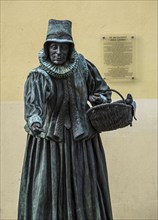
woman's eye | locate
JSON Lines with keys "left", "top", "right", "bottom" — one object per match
{"left": 62, "top": 45, "right": 69, "bottom": 50}
{"left": 50, "top": 45, "right": 57, "bottom": 50}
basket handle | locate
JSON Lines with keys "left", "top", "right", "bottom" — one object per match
{"left": 103, "top": 89, "right": 125, "bottom": 101}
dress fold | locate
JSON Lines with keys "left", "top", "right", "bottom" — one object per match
{"left": 18, "top": 129, "right": 113, "bottom": 220}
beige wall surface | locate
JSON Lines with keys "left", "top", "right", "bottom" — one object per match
{"left": 1, "top": 1, "right": 157, "bottom": 220}
{"left": 1, "top": 0, "right": 157, "bottom": 101}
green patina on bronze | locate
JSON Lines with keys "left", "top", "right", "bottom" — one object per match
{"left": 18, "top": 19, "right": 113, "bottom": 220}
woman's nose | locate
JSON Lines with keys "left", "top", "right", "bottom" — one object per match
{"left": 56, "top": 46, "right": 61, "bottom": 54}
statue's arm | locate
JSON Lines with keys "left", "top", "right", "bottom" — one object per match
{"left": 24, "top": 71, "right": 51, "bottom": 133}
{"left": 86, "top": 60, "right": 112, "bottom": 106}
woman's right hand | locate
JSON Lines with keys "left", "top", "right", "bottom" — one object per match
{"left": 31, "top": 122, "right": 43, "bottom": 134}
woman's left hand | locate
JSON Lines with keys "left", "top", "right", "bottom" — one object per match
{"left": 89, "top": 93, "right": 107, "bottom": 105}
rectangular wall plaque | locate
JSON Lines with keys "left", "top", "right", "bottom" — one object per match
{"left": 103, "top": 35, "right": 135, "bottom": 80}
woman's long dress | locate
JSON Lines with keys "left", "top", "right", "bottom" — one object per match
{"left": 18, "top": 52, "right": 113, "bottom": 220}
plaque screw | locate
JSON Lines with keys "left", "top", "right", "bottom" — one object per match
{"left": 131, "top": 36, "right": 134, "bottom": 39}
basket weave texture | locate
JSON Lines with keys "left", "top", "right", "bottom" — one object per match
{"left": 87, "top": 102, "right": 133, "bottom": 132}
{"left": 87, "top": 89, "right": 135, "bottom": 132}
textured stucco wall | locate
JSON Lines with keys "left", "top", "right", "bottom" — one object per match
{"left": 1, "top": 0, "right": 157, "bottom": 101}
{"left": 1, "top": 1, "right": 157, "bottom": 219}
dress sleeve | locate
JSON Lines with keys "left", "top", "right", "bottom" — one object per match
{"left": 24, "top": 71, "right": 52, "bottom": 129}
{"left": 86, "top": 59, "right": 112, "bottom": 104}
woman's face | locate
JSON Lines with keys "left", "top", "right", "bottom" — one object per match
{"left": 48, "top": 42, "right": 70, "bottom": 65}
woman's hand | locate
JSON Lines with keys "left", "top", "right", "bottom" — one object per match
{"left": 89, "top": 93, "right": 107, "bottom": 105}
{"left": 31, "top": 122, "right": 43, "bottom": 134}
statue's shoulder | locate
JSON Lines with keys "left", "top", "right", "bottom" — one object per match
{"left": 26, "top": 66, "right": 53, "bottom": 88}
{"left": 78, "top": 53, "right": 89, "bottom": 74}
{"left": 78, "top": 54, "right": 95, "bottom": 70}
{"left": 78, "top": 53, "right": 86, "bottom": 63}
{"left": 27, "top": 66, "right": 51, "bottom": 80}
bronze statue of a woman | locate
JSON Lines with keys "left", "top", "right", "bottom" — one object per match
{"left": 18, "top": 19, "right": 113, "bottom": 220}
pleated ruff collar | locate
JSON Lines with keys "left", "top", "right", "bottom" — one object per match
{"left": 38, "top": 49, "right": 79, "bottom": 78}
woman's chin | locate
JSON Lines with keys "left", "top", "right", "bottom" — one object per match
{"left": 52, "top": 60, "right": 65, "bottom": 65}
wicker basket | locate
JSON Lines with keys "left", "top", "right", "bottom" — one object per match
{"left": 87, "top": 89, "right": 136, "bottom": 132}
